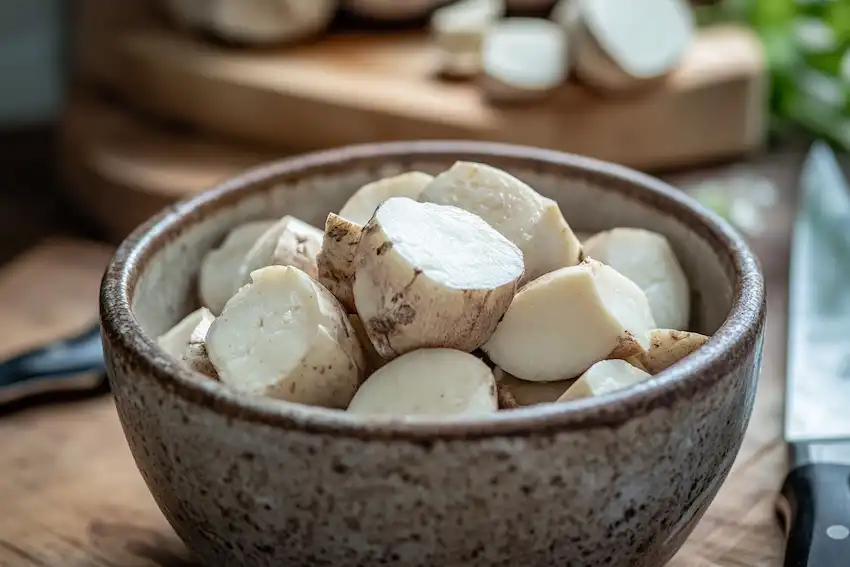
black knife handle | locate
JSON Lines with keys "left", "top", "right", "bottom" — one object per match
{"left": 778, "top": 464, "right": 850, "bottom": 567}
{"left": 0, "top": 325, "right": 105, "bottom": 405}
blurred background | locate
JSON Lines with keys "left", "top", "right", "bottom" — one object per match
{"left": 0, "top": 0, "right": 847, "bottom": 253}
{"left": 0, "top": 2, "right": 847, "bottom": 565}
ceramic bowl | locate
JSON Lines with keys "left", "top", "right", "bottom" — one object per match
{"left": 100, "top": 141, "right": 766, "bottom": 567}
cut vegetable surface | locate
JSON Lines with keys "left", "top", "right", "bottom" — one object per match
{"left": 630, "top": 329, "right": 708, "bottom": 374}
{"left": 347, "top": 349, "right": 498, "bottom": 417}
{"left": 480, "top": 18, "right": 568, "bottom": 103}
{"left": 206, "top": 265, "right": 365, "bottom": 408}
{"left": 583, "top": 227, "right": 690, "bottom": 330}
{"left": 354, "top": 197, "right": 524, "bottom": 359}
{"left": 482, "top": 259, "right": 656, "bottom": 381}
{"left": 158, "top": 308, "right": 214, "bottom": 360}
{"left": 494, "top": 367, "right": 572, "bottom": 408}
{"left": 183, "top": 308, "right": 218, "bottom": 378}
{"left": 574, "top": 0, "right": 694, "bottom": 92}
{"left": 238, "top": 215, "right": 323, "bottom": 287}
{"left": 558, "top": 359, "right": 651, "bottom": 401}
{"left": 338, "top": 172, "right": 434, "bottom": 225}
{"left": 431, "top": 0, "right": 505, "bottom": 78}
{"left": 317, "top": 213, "right": 363, "bottom": 312}
{"left": 199, "top": 220, "right": 275, "bottom": 315}
{"left": 419, "top": 161, "right": 581, "bottom": 282}
{"left": 163, "top": 0, "right": 338, "bottom": 44}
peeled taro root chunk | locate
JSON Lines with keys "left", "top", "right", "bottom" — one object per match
{"left": 419, "top": 161, "right": 581, "bottom": 283}
{"left": 338, "top": 172, "right": 434, "bottom": 225}
{"left": 573, "top": 0, "right": 695, "bottom": 93}
{"left": 583, "top": 227, "right": 690, "bottom": 330}
{"left": 347, "top": 348, "right": 498, "bottom": 417}
{"left": 206, "top": 265, "right": 366, "bottom": 409}
{"left": 163, "top": 0, "right": 338, "bottom": 45}
{"left": 431, "top": 0, "right": 505, "bottom": 78}
{"left": 353, "top": 196, "right": 524, "bottom": 359}
{"left": 480, "top": 18, "right": 569, "bottom": 103}
{"left": 157, "top": 307, "right": 218, "bottom": 378}
{"left": 482, "top": 258, "right": 656, "bottom": 382}
{"left": 238, "top": 215, "right": 323, "bottom": 287}
{"left": 557, "top": 359, "right": 652, "bottom": 402}
{"left": 199, "top": 220, "right": 275, "bottom": 315}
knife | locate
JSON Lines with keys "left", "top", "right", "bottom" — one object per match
{"left": 0, "top": 325, "right": 106, "bottom": 406}
{"left": 778, "top": 141, "right": 850, "bottom": 567}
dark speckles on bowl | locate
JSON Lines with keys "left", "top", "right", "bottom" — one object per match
{"left": 99, "top": 141, "right": 766, "bottom": 567}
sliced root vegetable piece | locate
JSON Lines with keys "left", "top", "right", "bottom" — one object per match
{"left": 482, "top": 258, "right": 655, "bottom": 381}
{"left": 420, "top": 161, "right": 581, "bottom": 282}
{"left": 551, "top": 0, "right": 581, "bottom": 71}
{"left": 158, "top": 308, "right": 214, "bottom": 360}
{"left": 182, "top": 308, "right": 218, "bottom": 378}
{"left": 199, "top": 220, "right": 275, "bottom": 315}
{"left": 317, "top": 213, "right": 363, "bottom": 312}
{"left": 629, "top": 329, "right": 708, "bottom": 374}
{"left": 206, "top": 266, "right": 365, "bottom": 408}
{"left": 494, "top": 367, "right": 572, "bottom": 408}
{"left": 354, "top": 197, "right": 524, "bottom": 359}
{"left": 574, "top": 0, "right": 694, "bottom": 94}
{"left": 583, "top": 227, "right": 690, "bottom": 330}
{"left": 347, "top": 348, "right": 498, "bottom": 417}
{"left": 557, "top": 359, "right": 651, "bottom": 401}
{"left": 431, "top": 0, "right": 505, "bottom": 78}
{"left": 163, "top": 0, "right": 338, "bottom": 45}
{"left": 343, "top": 0, "right": 445, "bottom": 21}
{"left": 238, "top": 215, "right": 323, "bottom": 287}
{"left": 349, "top": 314, "right": 387, "bottom": 373}
{"left": 480, "top": 18, "right": 568, "bottom": 103}
{"left": 339, "top": 172, "right": 434, "bottom": 225}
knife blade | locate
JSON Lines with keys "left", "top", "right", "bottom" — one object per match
{"left": 778, "top": 141, "right": 850, "bottom": 567}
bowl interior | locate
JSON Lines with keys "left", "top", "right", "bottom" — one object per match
{"left": 132, "top": 153, "right": 732, "bottom": 340}
{"left": 114, "top": 142, "right": 750, "bottom": 433}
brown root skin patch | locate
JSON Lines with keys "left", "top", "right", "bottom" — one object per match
{"left": 606, "top": 332, "right": 643, "bottom": 360}
{"left": 496, "top": 383, "right": 520, "bottom": 409}
{"left": 638, "top": 330, "right": 709, "bottom": 374}
{"left": 376, "top": 241, "right": 393, "bottom": 255}
{"left": 577, "top": 246, "right": 587, "bottom": 263}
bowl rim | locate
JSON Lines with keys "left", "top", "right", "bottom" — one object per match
{"left": 100, "top": 140, "right": 766, "bottom": 441}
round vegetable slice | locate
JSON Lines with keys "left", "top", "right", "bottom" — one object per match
{"left": 339, "top": 172, "right": 434, "bottom": 225}
{"left": 480, "top": 18, "right": 569, "bottom": 103}
{"left": 419, "top": 161, "right": 581, "bottom": 283}
{"left": 354, "top": 197, "right": 524, "bottom": 359}
{"left": 557, "top": 359, "right": 652, "bottom": 401}
{"left": 199, "top": 220, "right": 275, "bottom": 315}
{"left": 482, "top": 259, "right": 656, "bottom": 381}
{"left": 206, "top": 266, "right": 365, "bottom": 408}
{"left": 347, "top": 348, "right": 498, "bottom": 417}
{"left": 238, "top": 215, "right": 323, "bottom": 287}
{"left": 583, "top": 227, "right": 690, "bottom": 330}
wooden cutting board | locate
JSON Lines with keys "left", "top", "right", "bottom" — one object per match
{"left": 0, "top": 172, "right": 790, "bottom": 567}
{"left": 60, "top": 95, "right": 276, "bottom": 242}
{"left": 87, "top": 24, "right": 766, "bottom": 172}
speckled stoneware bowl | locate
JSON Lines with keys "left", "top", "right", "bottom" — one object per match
{"left": 100, "top": 141, "right": 766, "bottom": 567}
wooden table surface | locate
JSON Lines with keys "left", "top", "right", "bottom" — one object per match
{"left": 0, "top": 130, "right": 805, "bottom": 566}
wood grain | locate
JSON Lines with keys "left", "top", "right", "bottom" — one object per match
{"left": 0, "top": 147, "right": 798, "bottom": 565}
{"left": 87, "top": 25, "right": 767, "bottom": 171}
{"left": 60, "top": 95, "right": 275, "bottom": 242}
